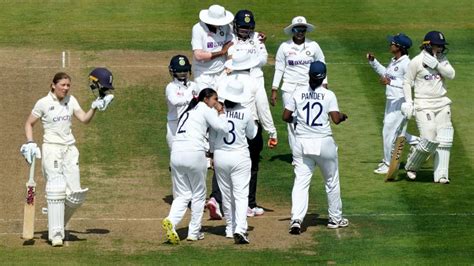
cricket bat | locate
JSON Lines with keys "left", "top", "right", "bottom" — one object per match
{"left": 22, "top": 156, "right": 36, "bottom": 240}
{"left": 385, "top": 118, "right": 408, "bottom": 181}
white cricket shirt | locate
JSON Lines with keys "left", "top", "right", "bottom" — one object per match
{"left": 369, "top": 55, "right": 410, "bottom": 99}
{"left": 285, "top": 86, "right": 339, "bottom": 138}
{"left": 31, "top": 92, "right": 82, "bottom": 145}
{"left": 166, "top": 79, "right": 198, "bottom": 121}
{"left": 227, "top": 31, "right": 268, "bottom": 78}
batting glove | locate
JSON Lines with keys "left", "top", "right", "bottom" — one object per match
{"left": 98, "top": 94, "right": 114, "bottom": 111}
{"left": 91, "top": 97, "right": 104, "bottom": 110}
{"left": 423, "top": 53, "right": 439, "bottom": 69}
{"left": 401, "top": 102, "right": 414, "bottom": 119}
{"left": 20, "top": 142, "right": 39, "bottom": 164}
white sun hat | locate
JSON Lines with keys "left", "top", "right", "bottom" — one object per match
{"left": 224, "top": 50, "right": 260, "bottom": 70}
{"left": 219, "top": 79, "right": 250, "bottom": 103}
{"left": 199, "top": 5, "right": 234, "bottom": 26}
{"left": 283, "top": 16, "right": 315, "bottom": 35}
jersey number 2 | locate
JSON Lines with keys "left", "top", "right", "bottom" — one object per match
{"left": 177, "top": 113, "right": 189, "bottom": 134}
{"left": 303, "top": 102, "right": 323, "bottom": 127}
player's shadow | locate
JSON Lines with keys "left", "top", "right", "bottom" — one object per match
{"left": 277, "top": 213, "right": 327, "bottom": 233}
{"left": 38, "top": 228, "right": 110, "bottom": 243}
{"left": 162, "top": 195, "right": 173, "bottom": 205}
{"left": 269, "top": 153, "right": 293, "bottom": 164}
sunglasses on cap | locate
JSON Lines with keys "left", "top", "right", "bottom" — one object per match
{"left": 292, "top": 27, "right": 307, "bottom": 33}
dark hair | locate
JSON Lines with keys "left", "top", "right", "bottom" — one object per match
{"left": 51, "top": 72, "right": 71, "bottom": 91}
{"left": 224, "top": 100, "right": 238, "bottom": 109}
{"left": 178, "top": 88, "right": 217, "bottom": 121}
{"left": 399, "top": 46, "right": 409, "bottom": 56}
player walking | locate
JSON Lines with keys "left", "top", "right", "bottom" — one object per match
{"left": 282, "top": 61, "right": 348, "bottom": 234}
{"left": 191, "top": 4, "right": 234, "bottom": 91}
{"left": 20, "top": 70, "right": 114, "bottom": 246}
{"left": 271, "top": 16, "right": 327, "bottom": 152}
{"left": 210, "top": 80, "right": 257, "bottom": 244}
{"left": 162, "top": 88, "right": 229, "bottom": 244}
{"left": 367, "top": 33, "right": 419, "bottom": 174}
{"left": 401, "top": 31, "right": 455, "bottom": 183}
{"left": 165, "top": 55, "right": 198, "bottom": 150}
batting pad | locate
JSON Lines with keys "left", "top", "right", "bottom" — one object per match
{"left": 64, "top": 188, "right": 89, "bottom": 226}
{"left": 405, "top": 138, "right": 439, "bottom": 172}
{"left": 434, "top": 127, "right": 454, "bottom": 181}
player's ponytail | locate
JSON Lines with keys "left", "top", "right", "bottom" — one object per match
{"left": 178, "top": 88, "right": 217, "bottom": 121}
{"left": 224, "top": 100, "right": 238, "bottom": 109}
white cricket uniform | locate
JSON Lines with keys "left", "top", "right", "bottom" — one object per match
{"left": 227, "top": 31, "right": 268, "bottom": 92}
{"left": 369, "top": 55, "right": 418, "bottom": 164}
{"left": 210, "top": 105, "right": 257, "bottom": 236}
{"left": 285, "top": 86, "right": 344, "bottom": 222}
{"left": 403, "top": 50, "right": 455, "bottom": 181}
{"left": 31, "top": 92, "right": 85, "bottom": 241}
{"left": 167, "top": 102, "right": 228, "bottom": 238}
{"left": 216, "top": 72, "right": 277, "bottom": 139}
{"left": 191, "top": 22, "right": 233, "bottom": 90}
{"left": 272, "top": 38, "right": 327, "bottom": 150}
{"left": 165, "top": 79, "right": 198, "bottom": 150}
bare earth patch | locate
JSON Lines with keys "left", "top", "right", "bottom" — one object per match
{"left": 0, "top": 48, "right": 316, "bottom": 253}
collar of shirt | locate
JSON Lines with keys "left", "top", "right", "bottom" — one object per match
{"left": 48, "top": 91, "right": 69, "bottom": 105}
{"left": 391, "top": 54, "right": 408, "bottom": 64}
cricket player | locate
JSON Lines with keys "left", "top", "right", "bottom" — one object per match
{"left": 166, "top": 55, "right": 198, "bottom": 150}
{"left": 206, "top": 51, "right": 277, "bottom": 220}
{"left": 191, "top": 4, "right": 234, "bottom": 91}
{"left": 210, "top": 80, "right": 257, "bottom": 244}
{"left": 271, "top": 16, "right": 327, "bottom": 152}
{"left": 162, "top": 88, "right": 229, "bottom": 244}
{"left": 282, "top": 61, "right": 348, "bottom": 235}
{"left": 367, "top": 33, "right": 419, "bottom": 174}
{"left": 20, "top": 69, "right": 114, "bottom": 246}
{"left": 401, "top": 31, "right": 455, "bottom": 183}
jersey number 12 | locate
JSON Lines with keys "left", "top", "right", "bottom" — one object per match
{"left": 303, "top": 102, "right": 323, "bottom": 127}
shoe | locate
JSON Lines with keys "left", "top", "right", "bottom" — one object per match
{"left": 252, "top": 207, "right": 264, "bottom": 216}
{"left": 373, "top": 163, "right": 389, "bottom": 174}
{"left": 51, "top": 236, "right": 63, "bottom": 247}
{"left": 162, "top": 218, "right": 180, "bottom": 244}
{"left": 186, "top": 232, "right": 204, "bottom": 241}
{"left": 407, "top": 171, "right": 416, "bottom": 180}
{"left": 327, "top": 217, "right": 349, "bottom": 229}
{"left": 246, "top": 207, "right": 255, "bottom": 217}
{"left": 438, "top": 176, "right": 450, "bottom": 184}
{"left": 206, "top": 197, "right": 222, "bottom": 220}
{"left": 233, "top": 233, "right": 250, "bottom": 244}
{"left": 376, "top": 160, "right": 385, "bottom": 168}
{"left": 289, "top": 219, "right": 301, "bottom": 235}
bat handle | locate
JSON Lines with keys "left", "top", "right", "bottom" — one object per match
{"left": 26, "top": 157, "right": 36, "bottom": 187}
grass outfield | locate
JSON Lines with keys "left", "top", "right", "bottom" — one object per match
{"left": 1, "top": 0, "right": 474, "bottom": 264}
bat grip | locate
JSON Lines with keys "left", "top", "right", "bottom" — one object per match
{"left": 26, "top": 157, "right": 36, "bottom": 187}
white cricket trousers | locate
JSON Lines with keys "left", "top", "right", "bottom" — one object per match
{"left": 291, "top": 136, "right": 343, "bottom": 222}
{"left": 382, "top": 98, "right": 418, "bottom": 164}
{"left": 194, "top": 71, "right": 222, "bottom": 92}
{"left": 167, "top": 150, "right": 207, "bottom": 237}
{"left": 282, "top": 90, "right": 296, "bottom": 152}
{"left": 214, "top": 150, "right": 251, "bottom": 236}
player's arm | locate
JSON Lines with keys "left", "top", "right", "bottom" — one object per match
{"left": 436, "top": 59, "right": 455, "bottom": 80}
{"left": 255, "top": 84, "right": 277, "bottom": 139}
{"left": 25, "top": 114, "right": 40, "bottom": 142}
{"left": 329, "top": 111, "right": 348, "bottom": 125}
{"left": 204, "top": 104, "right": 228, "bottom": 134}
{"left": 271, "top": 44, "right": 285, "bottom": 106}
{"left": 367, "top": 54, "right": 387, "bottom": 77}
{"left": 256, "top": 34, "right": 268, "bottom": 67}
{"left": 245, "top": 112, "right": 258, "bottom": 140}
{"left": 193, "top": 42, "right": 234, "bottom": 61}
{"left": 74, "top": 107, "right": 97, "bottom": 124}
{"left": 328, "top": 92, "right": 347, "bottom": 124}
{"left": 282, "top": 109, "right": 294, "bottom": 123}
{"left": 314, "top": 43, "right": 328, "bottom": 86}
{"left": 402, "top": 60, "right": 418, "bottom": 104}
{"left": 166, "top": 84, "right": 190, "bottom": 106}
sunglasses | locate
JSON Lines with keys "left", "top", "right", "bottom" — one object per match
{"left": 292, "top": 27, "right": 307, "bottom": 33}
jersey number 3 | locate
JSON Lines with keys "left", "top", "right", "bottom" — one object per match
{"left": 303, "top": 102, "right": 323, "bottom": 127}
{"left": 224, "top": 121, "right": 236, "bottom": 145}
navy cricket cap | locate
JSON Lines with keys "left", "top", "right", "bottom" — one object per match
{"left": 423, "top": 31, "right": 448, "bottom": 46}
{"left": 387, "top": 33, "right": 412, "bottom": 49}
{"left": 234, "top": 10, "right": 255, "bottom": 28}
{"left": 309, "top": 61, "right": 327, "bottom": 79}
{"left": 169, "top": 55, "right": 191, "bottom": 73}
{"left": 89, "top": 68, "right": 114, "bottom": 89}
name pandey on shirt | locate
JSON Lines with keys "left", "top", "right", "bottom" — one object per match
{"left": 301, "top": 92, "right": 325, "bottom": 100}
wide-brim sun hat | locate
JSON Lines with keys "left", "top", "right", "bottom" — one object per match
{"left": 219, "top": 79, "right": 251, "bottom": 103}
{"left": 284, "top": 16, "right": 315, "bottom": 35}
{"left": 199, "top": 5, "right": 234, "bottom": 26}
{"left": 224, "top": 50, "right": 260, "bottom": 70}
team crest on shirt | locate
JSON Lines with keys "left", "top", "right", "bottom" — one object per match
{"left": 249, "top": 40, "right": 254, "bottom": 45}
{"left": 306, "top": 51, "right": 311, "bottom": 56}
{"left": 49, "top": 106, "right": 54, "bottom": 111}
{"left": 220, "top": 31, "right": 224, "bottom": 36}
{"left": 394, "top": 66, "right": 398, "bottom": 71}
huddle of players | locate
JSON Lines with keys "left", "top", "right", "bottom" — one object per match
{"left": 163, "top": 4, "right": 456, "bottom": 245}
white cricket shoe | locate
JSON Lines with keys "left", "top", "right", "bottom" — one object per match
{"left": 51, "top": 236, "right": 63, "bottom": 247}
{"left": 327, "top": 217, "right": 349, "bottom": 229}
{"left": 373, "top": 163, "right": 389, "bottom": 174}
{"left": 247, "top": 207, "right": 264, "bottom": 217}
{"left": 289, "top": 219, "right": 302, "bottom": 235}
{"left": 407, "top": 171, "right": 417, "bottom": 180}
{"left": 246, "top": 207, "right": 255, "bottom": 217}
{"left": 206, "top": 197, "right": 222, "bottom": 220}
{"left": 233, "top": 233, "right": 250, "bottom": 244}
{"left": 186, "top": 232, "right": 204, "bottom": 241}
{"left": 438, "top": 176, "right": 450, "bottom": 184}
